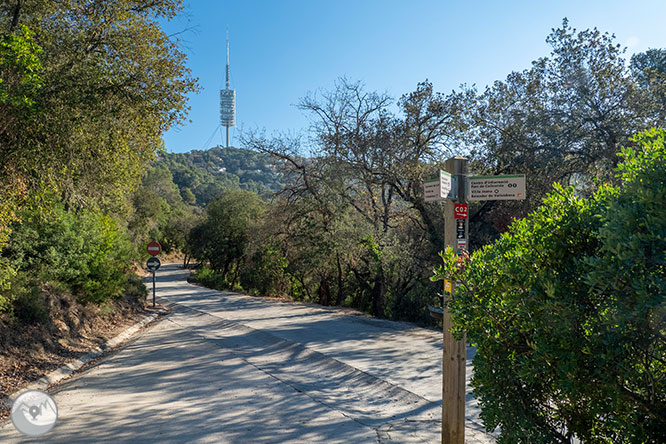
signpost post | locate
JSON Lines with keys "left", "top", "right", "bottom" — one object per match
{"left": 441, "top": 157, "right": 468, "bottom": 444}
{"left": 424, "top": 159, "right": 526, "bottom": 444}
{"left": 146, "top": 243, "right": 161, "bottom": 308}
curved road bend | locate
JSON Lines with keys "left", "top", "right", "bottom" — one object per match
{"left": 0, "top": 263, "right": 496, "bottom": 443}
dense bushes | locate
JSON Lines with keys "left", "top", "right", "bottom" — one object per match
{"left": 2, "top": 204, "right": 138, "bottom": 316}
{"left": 192, "top": 266, "right": 228, "bottom": 292}
{"left": 189, "top": 190, "right": 265, "bottom": 288}
{"left": 433, "top": 129, "right": 666, "bottom": 443}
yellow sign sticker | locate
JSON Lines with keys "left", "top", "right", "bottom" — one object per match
{"left": 444, "top": 280, "right": 452, "bottom": 294}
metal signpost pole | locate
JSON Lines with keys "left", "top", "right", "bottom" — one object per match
{"left": 152, "top": 271, "right": 156, "bottom": 308}
{"left": 442, "top": 156, "right": 467, "bottom": 444}
{"left": 146, "top": 241, "right": 162, "bottom": 308}
{"left": 146, "top": 251, "right": 161, "bottom": 309}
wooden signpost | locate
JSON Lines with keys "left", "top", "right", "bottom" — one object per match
{"left": 425, "top": 157, "right": 526, "bottom": 444}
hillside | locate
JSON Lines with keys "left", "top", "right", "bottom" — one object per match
{"left": 157, "top": 146, "right": 283, "bottom": 206}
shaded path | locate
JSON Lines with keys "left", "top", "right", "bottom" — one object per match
{"left": 0, "top": 264, "right": 496, "bottom": 443}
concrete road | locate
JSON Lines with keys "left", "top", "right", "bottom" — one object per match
{"left": 0, "top": 264, "right": 496, "bottom": 443}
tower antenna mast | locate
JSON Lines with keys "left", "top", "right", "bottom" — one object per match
{"left": 226, "top": 28, "right": 230, "bottom": 90}
{"left": 220, "top": 26, "right": 236, "bottom": 148}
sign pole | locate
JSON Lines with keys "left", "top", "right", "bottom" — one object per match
{"left": 442, "top": 157, "right": 467, "bottom": 444}
{"left": 152, "top": 270, "right": 156, "bottom": 308}
{"left": 423, "top": 158, "right": 525, "bottom": 443}
{"left": 146, "top": 243, "right": 161, "bottom": 309}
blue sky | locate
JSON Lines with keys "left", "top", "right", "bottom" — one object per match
{"left": 162, "top": 1, "right": 666, "bottom": 153}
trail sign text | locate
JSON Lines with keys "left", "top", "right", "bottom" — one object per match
{"left": 468, "top": 174, "right": 526, "bottom": 201}
{"left": 454, "top": 203, "right": 468, "bottom": 219}
{"left": 424, "top": 170, "right": 454, "bottom": 202}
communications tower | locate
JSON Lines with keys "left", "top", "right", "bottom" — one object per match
{"left": 219, "top": 29, "right": 236, "bottom": 148}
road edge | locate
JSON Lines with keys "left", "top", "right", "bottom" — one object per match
{"left": 0, "top": 308, "right": 167, "bottom": 410}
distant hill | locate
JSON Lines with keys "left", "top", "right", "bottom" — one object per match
{"left": 156, "top": 146, "right": 283, "bottom": 207}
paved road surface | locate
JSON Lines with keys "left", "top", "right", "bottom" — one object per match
{"left": 0, "top": 264, "right": 496, "bottom": 443}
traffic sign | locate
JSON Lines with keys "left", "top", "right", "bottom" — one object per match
{"left": 467, "top": 174, "right": 526, "bottom": 201}
{"left": 146, "top": 241, "right": 161, "bottom": 256}
{"left": 146, "top": 256, "right": 161, "bottom": 271}
{"left": 424, "top": 170, "right": 454, "bottom": 202}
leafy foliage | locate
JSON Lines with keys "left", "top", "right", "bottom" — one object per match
{"left": 462, "top": 19, "right": 666, "bottom": 247}
{"left": 157, "top": 146, "right": 283, "bottom": 206}
{"left": 3, "top": 203, "right": 137, "bottom": 310}
{"left": 0, "top": 0, "right": 196, "bottom": 309}
{"left": 0, "top": 24, "right": 42, "bottom": 114}
{"left": 433, "top": 129, "right": 666, "bottom": 443}
{"left": 0, "top": 0, "right": 197, "bottom": 216}
{"left": 0, "top": 23, "right": 41, "bottom": 296}
{"left": 189, "top": 190, "right": 265, "bottom": 287}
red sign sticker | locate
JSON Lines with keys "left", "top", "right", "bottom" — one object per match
{"left": 454, "top": 203, "right": 468, "bottom": 219}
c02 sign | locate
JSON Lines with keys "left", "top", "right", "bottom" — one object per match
{"left": 454, "top": 203, "right": 468, "bottom": 219}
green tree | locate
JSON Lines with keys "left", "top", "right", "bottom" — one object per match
{"left": 0, "top": 0, "right": 197, "bottom": 215}
{"left": 189, "top": 190, "right": 265, "bottom": 287}
{"left": 631, "top": 48, "right": 666, "bottom": 84}
{"left": 433, "top": 129, "right": 666, "bottom": 443}
{"left": 161, "top": 204, "right": 200, "bottom": 258}
{"left": 461, "top": 19, "right": 666, "bottom": 246}
{"left": 141, "top": 166, "right": 183, "bottom": 207}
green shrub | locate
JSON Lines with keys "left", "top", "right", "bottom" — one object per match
{"left": 433, "top": 129, "right": 666, "bottom": 443}
{"left": 4, "top": 204, "right": 137, "bottom": 306}
{"left": 124, "top": 273, "right": 148, "bottom": 305}
{"left": 194, "top": 266, "right": 229, "bottom": 291}
{"left": 240, "top": 243, "right": 290, "bottom": 297}
{"left": 12, "top": 281, "right": 48, "bottom": 324}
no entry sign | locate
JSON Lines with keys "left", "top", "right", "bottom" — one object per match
{"left": 146, "top": 241, "right": 161, "bottom": 256}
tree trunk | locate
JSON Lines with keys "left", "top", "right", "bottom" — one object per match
{"left": 335, "top": 253, "right": 344, "bottom": 306}
{"left": 317, "top": 273, "right": 331, "bottom": 306}
{"left": 230, "top": 261, "right": 241, "bottom": 289}
{"left": 10, "top": 1, "right": 21, "bottom": 31}
{"left": 371, "top": 268, "right": 386, "bottom": 317}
